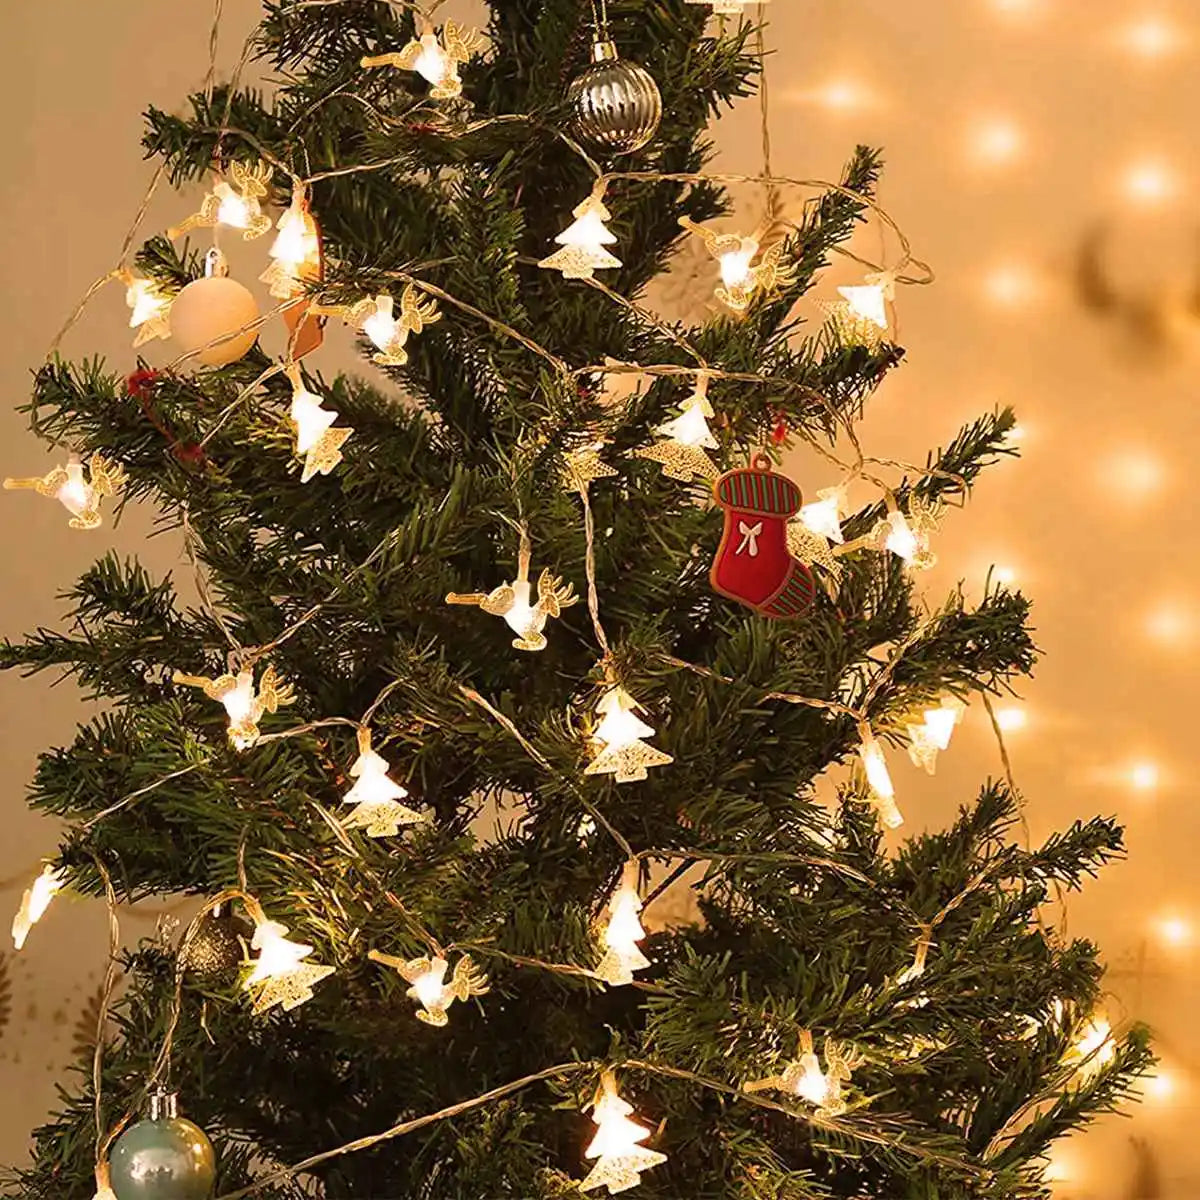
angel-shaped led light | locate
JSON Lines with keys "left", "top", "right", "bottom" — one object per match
{"left": 858, "top": 728, "right": 902, "bottom": 828}
{"left": 634, "top": 372, "right": 719, "bottom": 482}
{"left": 906, "top": 697, "right": 966, "bottom": 773}
{"left": 595, "top": 861, "right": 649, "bottom": 986}
{"left": 172, "top": 664, "right": 294, "bottom": 749}
{"left": 122, "top": 273, "right": 172, "bottom": 346}
{"left": 286, "top": 366, "right": 351, "bottom": 483}
{"left": 168, "top": 161, "right": 273, "bottom": 241}
{"left": 11, "top": 865, "right": 66, "bottom": 951}
{"left": 360, "top": 21, "right": 484, "bottom": 99}
{"left": 3, "top": 453, "right": 126, "bottom": 531}
{"left": 341, "top": 728, "right": 426, "bottom": 837}
{"left": 585, "top": 686, "right": 673, "bottom": 784}
{"left": 245, "top": 915, "right": 335, "bottom": 1014}
{"left": 446, "top": 533, "right": 579, "bottom": 652}
{"left": 368, "top": 949, "right": 490, "bottom": 1026}
{"left": 799, "top": 485, "right": 847, "bottom": 544}
{"left": 580, "top": 1071, "right": 667, "bottom": 1195}
{"left": 260, "top": 190, "right": 321, "bottom": 300}
{"left": 838, "top": 271, "right": 894, "bottom": 330}
{"left": 539, "top": 191, "right": 622, "bottom": 281}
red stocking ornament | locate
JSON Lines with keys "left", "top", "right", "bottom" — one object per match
{"left": 710, "top": 456, "right": 816, "bottom": 619}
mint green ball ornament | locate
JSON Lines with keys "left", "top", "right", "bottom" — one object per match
{"left": 110, "top": 1092, "right": 216, "bottom": 1200}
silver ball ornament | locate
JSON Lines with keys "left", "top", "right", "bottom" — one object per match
{"left": 567, "top": 41, "right": 662, "bottom": 156}
{"left": 110, "top": 1093, "right": 216, "bottom": 1200}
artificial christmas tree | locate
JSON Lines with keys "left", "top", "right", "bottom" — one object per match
{"left": 2, "top": 2, "right": 1151, "bottom": 1199}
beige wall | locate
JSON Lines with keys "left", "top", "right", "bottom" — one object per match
{"left": 2, "top": 1, "right": 1196, "bottom": 1195}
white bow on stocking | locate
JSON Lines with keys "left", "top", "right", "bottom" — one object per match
{"left": 735, "top": 520, "right": 762, "bottom": 557}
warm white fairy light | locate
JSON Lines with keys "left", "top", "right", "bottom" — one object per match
{"left": 346, "top": 285, "right": 443, "bottom": 367}
{"left": 992, "top": 564, "right": 1018, "bottom": 586}
{"left": 745, "top": 1032, "right": 861, "bottom": 1116}
{"left": 1129, "top": 761, "right": 1159, "bottom": 792}
{"left": 123, "top": 274, "right": 172, "bottom": 346}
{"left": 994, "top": 705, "right": 1027, "bottom": 733}
{"left": 261, "top": 191, "right": 321, "bottom": 299}
{"left": 168, "top": 161, "right": 273, "bottom": 241}
{"left": 342, "top": 729, "right": 426, "bottom": 837}
{"left": 1145, "top": 602, "right": 1193, "bottom": 645}
{"left": 580, "top": 1071, "right": 667, "bottom": 1195}
{"left": 838, "top": 272, "right": 894, "bottom": 329}
{"left": 286, "top": 366, "right": 351, "bottom": 483}
{"left": 883, "top": 510, "right": 919, "bottom": 564}
{"left": 1119, "top": 14, "right": 1181, "bottom": 59}
{"left": 245, "top": 916, "right": 334, "bottom": 1014}
{"left": 3, "top": 453, "right": 126, "bottom": 531}
{"left": 368, "top": 950, "right": 490, "bottom": 1026}
{"left": 1155, "top": 913, "right": 1192, "bottom": 947}
{"left": 595, "top": 861, "right": 649, "bottom": 986}
{"left": 1067, "top": 1014, "right": 1117, "bottom": 1081}
{"left": 584, "top": 686, "right": 673, "bottom": 783}
{"left": 1123, "top": 158, "right": 1178, "bottom": 206}
{"left": 858, "top": 728, "right": 902, "bottom": 828}
{"left": 634, "top": 372, "right": 719, "bottom": 482}
{"left": 799, "top": 485, "right": 846, "bottom": 543}
{"left": 172, "top": 664, "right": 294, "bottom": 749}
{"left": 360, "top": 22, "right": 483, "bottom": 99}
{"left": 11, "top": 865, "right": 66, "bottom": 951}
{"left": 539, "top": 192, "right": 622, "bottom": 280}
{"left": 906, "top": 697, "right": 966, "bottom": 772}
{"left": 982, "top": 263, "right": 1039, "bottom": 308}
{"left": 679, "top": 218, "right": 794, "bottom": 312}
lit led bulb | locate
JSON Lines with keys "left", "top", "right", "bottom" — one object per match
{"left": 1068, "top": 1014, "right": 1116, "bottom": 1080}
{"left": 368, "top": 949, "right": 489, "bottom": 1026}
{"left": 539, "top": 192, "right": 622, "bottom": 280}
{"left": 360, "top": 21, "right": 483, "bottom": 99}
{"left": 245, "top": 915, "right": 335, "bottom": 1014}
{"left": 11, "top": 864, "right": 66, "bottom": 950}
{"left": 287, "top": 366, "right": 351, "bottom": 483}
{"left": 584, "top": 685, "right": 673, "bottom": 783}
{"left": 350, "top": 286, "right": 441, "bottom": 367}
{"left": 906, "top": 697, "right": 966, "bottom": 773}
{"left": 341, "top": 729, "right": 426, "bottom": 837}
{"left": 595, "top": 861, "right": 650, "bottom": 986}
{"left": 838, "top": 272, "right": 894, "bottom": 330}
{"left": 172, "top": 664, "right": 294, "bottom": 749}
{"left": 634, "top": 372, "right": 719, "bottom": 482}
{"left": 260, "top": 190, "right": 321, "bottom": 299}
{"left": 3, "top": 453, "right": 126, "bottom": 530}
{"left": 858, "top": 729, "right": 902, "bottom": 828}
{"left": 580, "top": 1071, "right": 667, "bottom": 1195}
{"left": 168, "top": 161, "right": 273, "bottom": 241}
{"left": 745, "top": 1032, "right": 860, "bottom": 1116}
{"left": 799, "top": 485, "right": 847, "bottom": 544}
{"left": 879, "top": 500, "right": 940, "bottom": 569}
{"left": 122, "top": 274, "right": 172, "bottom": 346}
{"left": 679, "top": 217, "right": 794, "bottom": 312}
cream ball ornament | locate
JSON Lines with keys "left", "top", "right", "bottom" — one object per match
{"left": 170, "top": 248, "right": 260, "bottom": 366}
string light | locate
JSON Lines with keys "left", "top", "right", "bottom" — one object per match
{"left": 595, "top": 861, "right": 649, "bottom": 986}
{"left": 837, "top": 271, "right": 894, "bottom": 330}
{"left": 1122, "top": 158, "right": 1179, "bottom": 206}
{"left": 172, "top": 664, "right": 295, "bottom": 749}
{"left": 1155, "top": 913, "right": 1193, "bottom": 948}
{"left": 539, "top": 190, "right": 622, "bottom": 280}
{"left": 446, "top": 532, "right": 579, "bottom": 651}
{"left": 1145, "top": 602, "right": 1194, "bottom": 645}
{"left": 1143, "top": 1068, "right": 1176, "bottom": 1101}
{"left": 878, "top": 501, "right": 940, "bottom": 570}
{"left": 992, "top": 564, "right": 1018, "bottom": 586}
{"left": 1067, "top": 1014, "right": 1116, "bottom": 1080}
{"left": 580, "top": 1071, "right": 667, "bottom": 1195}
{"left": 368, "top": 950, "right": 489, "bottom": 1026}
{"left": 982, "top": 262, "right": 1039, "bottom": 308}
{"left": 341, "top": 728, "right": 427, "bottom": 837}
{"left": 245, "top": 915, "right": 335, "bottom": 1014}
{"left": 678, "top": 218, "right": 794, "bottom": 312}
{"left": 634, "top": 371, "right": 720, "bottom": 482}
{"left": 803, "top": 77, "right": 879, "bottom": 112}
{"left": 1118, "top": 14, "right": 1182, "bottom": 59}
{"left": 906, "top": 697, "right": 966, "bottom": 772}
{"left": 360, "top": 21, "right": 484, "bottom": 99}
{"left": 286, "top": 365, "right": 352, "bottom": 483}
{"left": 167, "top": 161, "right": 273, "bottom": 240}
{"left": 993, "top": 705, "right": 1027, "bottom": 733}
{"left": 1129, "top": 761, "right": 1159, "bottom": 792}
{"left": 798, "top": 485, "right": 846, "bottom": 543}
{"left": 260, "top": 189, "right": 321, "bottom": 300}
{"left": 11, "top": 865, "right": 66, "bottom": 951}
{"left": 584, "top": 685, "right": 673, "bottom": 783}
{"left": 969, "top": 116, "right": 1025, "bottom": 167}
{"left": 344, "top": 286, "right": 442, "bottom": 367}
{"left": 3, "top": 453, "right": 126, "bottom": 531}
{"left": 744, "top": 1031, "right": 862, "bottom": 1117}
{"left": 120, "top": 272, "right": 172, "bottom": 346}
{"left": 858, "top": 727, "right": 902, "bottom": 829}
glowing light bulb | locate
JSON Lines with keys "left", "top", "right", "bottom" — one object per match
{"left": 539, "top": 192, "right": 622, "bottom": 280}
{"left": 1129, "top": 761, "right": 1159, "bottom": 791}
{"left": 970, "top": 117, "right": 1025, "bottom": 166}
{"left": 719, "top": 241, "right": 757, "bottom": 289}
{"left": 1144, "top": 1069, "right": 1174, "bottom": 1100}
{"left": 172, "top": 664, "right": 294, "bottom": 749}
{"left": 994, "top": 705, "right": 1027, "bottom": 732}
{"left": 838, "top": 281, "right": 890, "bottom": 329}
{"left": 907, "top": 697, "right": 966, "bottom": 772}
{"left": 261, "top": 191, "right": 321, "bottom": 300}
{"left": 982, "top": 263, "right": 1038, "bottom": 308}
{"left": 342, "top": 731, "right": 426, "bottom": 837}
{"left": 884, "top": 510, "right": 919, "bottom": 563}
{"left": 1073, "top": 1015, "right": 1116, "bottom": 1068}
{"left": 1043, "top": 1148, "right": 1077, "bottom": 1184}
{"left": 808, "top": 77, "right": 876, "bottom": 111}
{"left": 11, "top": 865, "right": 66, "bottom": 950}
{"left": 792, "top": 1052, "right": 831, "bottom": 1105}
{"left": 799, "top": 486, "right": 846, "bottom": 543}
{"left": 595, "top": 861, "right": 650, "bottom": 986}
{"left": 858, "top": 730, "right": 902, "bottom": 828}
{"left": 993, "top": 564, "right": 1018, "bottom": 585}
{"left": 368, "top": 949, "right": 489, "bottom": 1025}
{"left": 1155, "top": 914, "right": 1192, "bottom": 947}
{"left": 580, "top": 1072, "right": 667, "bottom": 1195}
{"left": 1145, "top": 602, "right": 1193, "bottom": 644}
{"left": 1120, "top": 14, "right": 1181, "bottom": 58}
{"left": 124, "top": 275, "right": 172, "bottom": 346}
{"left": 585, "top": 686, "right": 673, "bottom": 783}
{"left": 1110, "top": 450, "right": 1165, "bottom": 499}
{"left": 362, "top": 294, "right": 399, "bottom": 353}
{"left": 287, "top": 369, "right": 351, "bottom": 483}
{"left": 245, "top": 914, "right": 334, "bottom": 1014}
{"left": 1123, "top": 159, "right": 1178, "bottom": 206}
{"left": 4, "top": 454, "right": 125, "bottom": 531}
